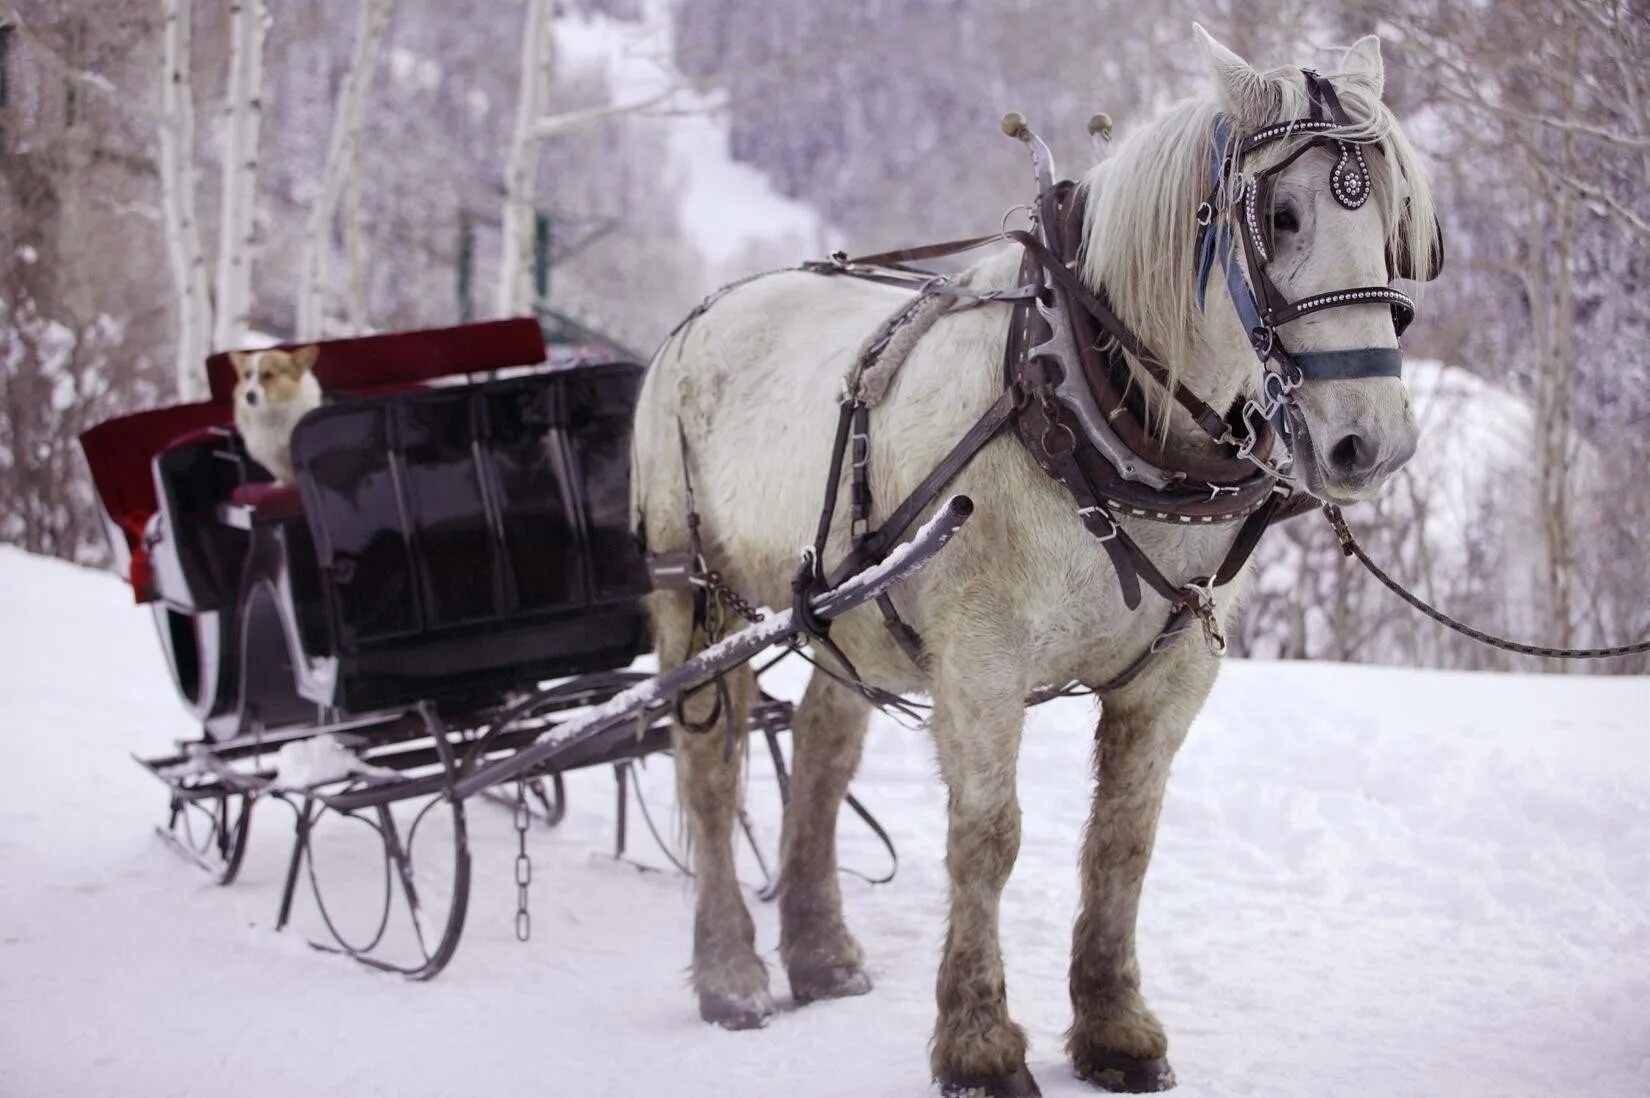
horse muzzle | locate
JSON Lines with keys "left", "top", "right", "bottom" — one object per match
{"left": 1288, "top": 375, "right": 1418, "bottom": 503}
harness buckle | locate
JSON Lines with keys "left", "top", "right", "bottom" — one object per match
{"left": 1076, "top": 505, "right": 1119, "bottom": 543}
{"left": 1180, "top": 579, "right": 1227, "bottom": 656}
{"left": 1195, "top": 201, "right": 1214, "bottom": 227}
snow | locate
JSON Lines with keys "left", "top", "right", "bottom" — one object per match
{"left": 1, "top": 543, "right": 1648, "bottom": 1097}
{"left": 271, "top": 734, "right": 383, "bottom": 790}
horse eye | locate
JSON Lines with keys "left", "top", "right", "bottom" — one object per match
{"left": 1272, "top": 205, "right": 1300, "bottom": 234}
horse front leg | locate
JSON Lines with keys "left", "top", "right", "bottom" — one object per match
{"left": 1067, "top": 657, "right": 1216, "bottom": 1093}
{"left": 648, "top": 590, "right": 771, "bottom": 1029}
{"left": 930, "top": 657, "right": 1040, "bottom": 1098}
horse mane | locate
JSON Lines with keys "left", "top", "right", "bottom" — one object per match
{"left": 1078, "top": 58, "right": 1439, "bottom": 435}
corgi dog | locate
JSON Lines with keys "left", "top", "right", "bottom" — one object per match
{"left": 230, "top": 345, "right": 323, "bottom": 484}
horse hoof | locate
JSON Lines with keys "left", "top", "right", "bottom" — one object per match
{"left": 1074, "top": 1052, "right": 1176, "bottom": 1093}
{"left": 790, "top": 961, "right": 873, "bottom": 1004}
{"left": 698, "top": 989, "right": 775, "bottom": 1030}
{"left": 937, "top": 1064, "right": 1042, "bottom": 1098}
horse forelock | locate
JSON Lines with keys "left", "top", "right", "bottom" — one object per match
{"left": 1077, "top": 56, "right": 1437, "bottom": 436}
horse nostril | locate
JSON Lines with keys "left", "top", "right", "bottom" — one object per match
{"left": 1329, "top": 433, "right": 1375, "bottom": 478}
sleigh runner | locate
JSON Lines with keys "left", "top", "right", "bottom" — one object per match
{"left": 80, "top": 318, "right": 933, "bottom": 978}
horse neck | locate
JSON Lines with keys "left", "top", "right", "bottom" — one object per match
{"left": 1156, "top": 300, "right": 1253, "bottom": 464}
{"left": 1082, "top": 184, "right": 1254, "bottom": 464}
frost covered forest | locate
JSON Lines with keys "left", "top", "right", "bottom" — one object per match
{"left": 1, "top": 0, "right": 1646, "bottom": 672}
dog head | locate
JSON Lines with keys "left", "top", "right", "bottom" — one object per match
{"left": 229, "top": 345, "right": 319, "bottom": 410}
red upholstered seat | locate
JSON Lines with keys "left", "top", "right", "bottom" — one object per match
{"left": 78, "top": 403, "right": 232, "bottom": 597}
{"left": 228, "top": 482, "right": 304, "bottom": 520}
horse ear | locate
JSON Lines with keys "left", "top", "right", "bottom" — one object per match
{"left": 1340, "top": 34, "right": 1385, "bottom": 99}
{"left": 1193, "top": 22, "right": 1276, "bottom": 129}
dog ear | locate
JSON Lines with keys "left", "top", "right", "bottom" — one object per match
{"left": 291, "top": 345, "right": 320, "bottom": 374}
{"left": 228, "top": 350, "right": 250, "bottom": 373}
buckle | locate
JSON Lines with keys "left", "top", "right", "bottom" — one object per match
{"left": 1195, "top": 201, "right": 1214, "bottom": 227}
{"left": 1076, "top": 504, "right": 1118, "bottom": 543}
{"left": 1180, "top": 579, "right": 1227, "bottom": 656}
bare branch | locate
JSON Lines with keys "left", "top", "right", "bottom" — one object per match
{"left": 533, "top": 87, "right": 681, "bottom": 138}
{"left": 1434, "top": 83, "right": 1650, "bottom": 152}
{"left": 1530, "top": 160, "right": 1650, "bottom": 243}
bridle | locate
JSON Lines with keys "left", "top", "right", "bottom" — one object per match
{"left": 1194, "top": 69, "right": 1443, "bottom": 465}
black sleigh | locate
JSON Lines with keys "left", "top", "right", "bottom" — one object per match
{"left": 79, "top": 320, "right": 901, "bottom": 978}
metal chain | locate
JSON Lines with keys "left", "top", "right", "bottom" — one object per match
{"left": 1324, "top": 504, "right": 1650, "bottom": 661}
{"left": 513, "top": 781, "right": 532, "bottom": 942}
{"left": 702, "top": 570, "right": 765, "bottom": 625}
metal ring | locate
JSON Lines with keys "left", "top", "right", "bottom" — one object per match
{"left": 1250, "top": 326, "right": 1275, "bottom": 358}
{"left": 999, "top": 203, "right": 1034, "bottom": 234}
{"left": 1040, "top": 423, "right": 1077, "bottom": 457}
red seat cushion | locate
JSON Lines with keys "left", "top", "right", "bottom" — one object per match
{"left": 229, "top": 482, "right": 304, "bottom": 520}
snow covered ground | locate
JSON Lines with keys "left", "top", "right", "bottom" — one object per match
{"left": 2, "top": 544, "right": 1647, "bottom": 1098}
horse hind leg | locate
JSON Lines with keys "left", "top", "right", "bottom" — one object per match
{"left": 647, "top": 589, "right": 772, "bottom": 1029}
{"left": 778, "top": 671, "right": 874, "bottom": 1004}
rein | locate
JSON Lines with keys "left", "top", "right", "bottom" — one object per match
{"left": 1324, "top": 506, "right": 1650, "bottom": 661}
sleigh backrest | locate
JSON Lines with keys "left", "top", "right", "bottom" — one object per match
{"left": 289, "top": 361, "right": 650, "bottom": 711}
{"left": 204, "top": 317, "right": 547, "bottom": 404}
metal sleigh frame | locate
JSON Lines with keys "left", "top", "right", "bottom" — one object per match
{"left": 135, "top": 500, "right": 966, "bottom": 979}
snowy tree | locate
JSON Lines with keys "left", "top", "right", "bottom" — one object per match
{"left": 294, "top": 0, "right": 392, "bottom": 338}
{"left": 212, "top": 0, "right": 268, "bottom": 349}
{"left": 158, "top": 0, "right": 211, "bottom": 397}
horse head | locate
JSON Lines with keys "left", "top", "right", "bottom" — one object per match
{"left": 1082, "top": 25, "right": 1441, "bottom": 503}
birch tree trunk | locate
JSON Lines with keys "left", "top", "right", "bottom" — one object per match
{"left": 1535, "top": 28, "right": 1584, "bottom": 659}
{"left": 295, "top": 0, "right": 393, "bottom": 339}
{"left": 158, "top": 0, "right": 211, "bottom": 398}
{"left": 213, "top": 0, "right": 269, "bottom": 349}
{"left": 496, "top": 0, "right": 554, "bottom": 318}
{"left": 345, "top": 149, "right": 369, "bottom": 333}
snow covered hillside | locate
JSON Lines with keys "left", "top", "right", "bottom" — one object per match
{"left": 1, "top": 545, "right": 1646, "bottom": 1098}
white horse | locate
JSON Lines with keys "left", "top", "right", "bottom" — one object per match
{"left": 632, "top": 25, "right": 1436, "bottom": 1097}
